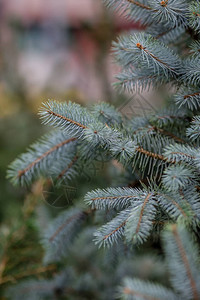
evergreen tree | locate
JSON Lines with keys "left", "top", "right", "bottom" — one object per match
{"left": 6, "top": 0, "right": 200, "bottom": 299}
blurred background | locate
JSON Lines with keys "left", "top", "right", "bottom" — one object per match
{"left": 0, "top": 0, "right": 136, "bottom": 112}
{"left": 0, "top": 0, "right": 141, "bottom": 296}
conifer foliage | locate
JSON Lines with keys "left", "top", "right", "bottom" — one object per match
{"left": 6, "top": 0, "right": 200, "bottom": 299}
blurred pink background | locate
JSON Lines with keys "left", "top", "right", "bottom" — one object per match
{"left": 0, "top": 0, "right": 138, "bottom": 113}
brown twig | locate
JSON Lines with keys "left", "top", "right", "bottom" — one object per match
{"left": 103, "top": 220, "right": 127, "bottom": 241}
{"left": 46, "top": 110, "right": 87, "bottom": 129}
{"left": 135, "top": 193, "right": 151, "bottom": 234}
{"left": 127, "top": 0, "right": 153, "bottom": 10}
{"left": 136, "top": 43, "right": 175, "bottom": 71}
{"left": 136, "top": 146, "right": 173, "bottom": 163}
{"left": 57, "top": 155, "right": 78, "bottom": 180}
{"left": 152, "top": 126, "right": 185, "bottom": 143}
{"left": 172, "top": 224, "right": 199, "bottom": 300}
{"left": 18, "top": 138, "right": 77, "bottom": 178}
{"left": 184, "top": 91, "right": 200, "bottom": 99}
{"left": 49, "top": 211, "right": 84, "bottom": 242}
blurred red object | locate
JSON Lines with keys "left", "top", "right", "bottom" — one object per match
{"left": 2, "top": 0, "right": 137, "bottom": 28}
{"left": 3, "top": 0, "right": 102, "bottom": 24}
{"left": 1, "top": 0, "right": 140, "bottom": 103}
